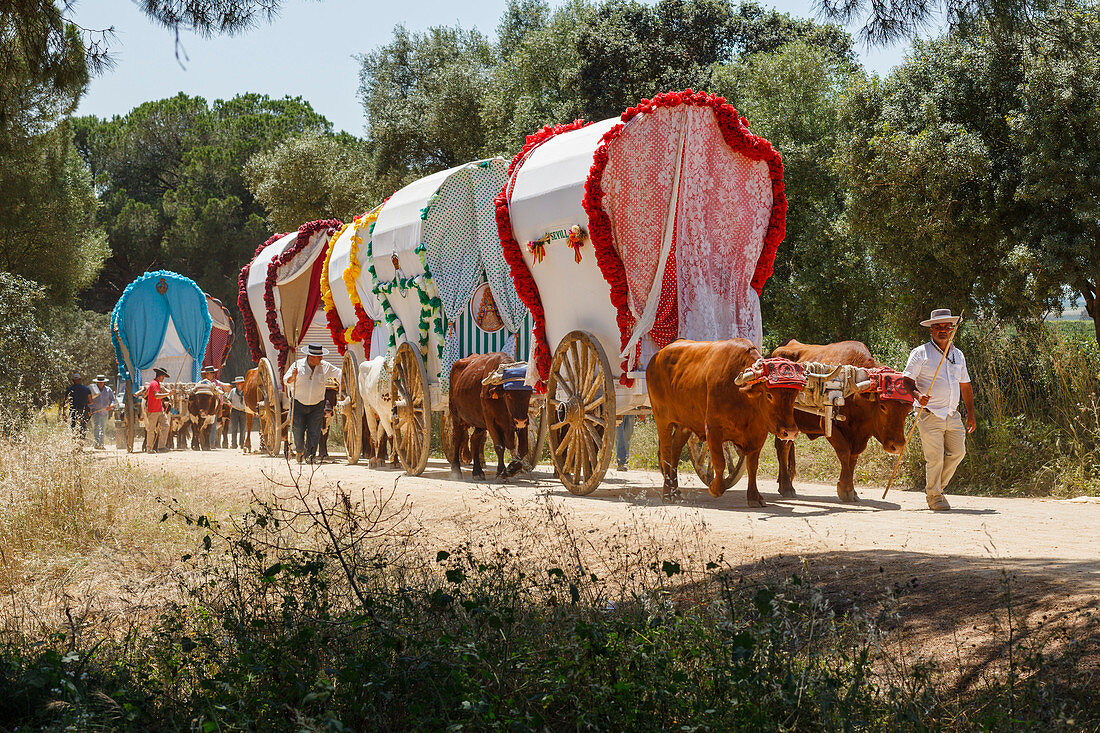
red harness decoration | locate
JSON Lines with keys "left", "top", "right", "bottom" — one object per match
{"left": 761, "top": 358, "right": 807, "bottom": 389}
{"left": 868, "top": 367, "right": 914, "bottom": 403}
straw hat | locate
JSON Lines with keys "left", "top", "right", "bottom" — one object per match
{"left": 304, "top": 343, "right": 328, "bottom": 357}
{"left": 93, "top": 375, "right": 107, "bottom": 383}
{"left": 919, "top": 308, "right": 961, "bottom": 327}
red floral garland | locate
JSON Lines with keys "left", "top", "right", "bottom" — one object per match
{"left": 238, "top": 232, "right": 286, "bottom": 363}
{"left": 264, "top": 219, "right": 342, "bottom": 371}
{"left": 495, "top": 119, "right": 592, "bottom": 390}
{"left": 582, "top": 89, "right": 787, "bottom": 385}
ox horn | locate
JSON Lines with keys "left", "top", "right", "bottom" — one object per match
{"left": 734, "top": 359, "right": 765, "bottom": 386}
{"left": 855, "top": 379, "right": 873, "bottom": 392}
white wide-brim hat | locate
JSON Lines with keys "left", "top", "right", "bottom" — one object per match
{"left": 303, "top": 343, "right": 329, "bottom": 357}
{"left": 920, "top": 308, "right": 961, "bottom": 327}
{"left": 93, "top": 375, "right": 107, "bottom": 383}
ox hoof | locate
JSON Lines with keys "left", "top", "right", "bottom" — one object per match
{"left": 448, "top": 469, "right": 463, "bottom": 480}
{"left": 778, "top": 485, "right": 797, "bottom": 498}
{"left": 839, "top": 490, "right": 859, "bottom": 503}
{"left": 504, "top": 459, "right": 525, "bottom": 478}
{"left": 747, "top": 497, "right": 767, "bottom": 508}
{"left": 472, "top": 470, "right": 486, "bottom": 480}
{"left": 662, "top": 488, "right": 683, "bottom": 503}
{"left": 708, "top": 485, "right": 727, "bottom": 499}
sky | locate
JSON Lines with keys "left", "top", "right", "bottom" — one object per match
{"left": 70, "top": 0, "right": 914, "bottom": 136}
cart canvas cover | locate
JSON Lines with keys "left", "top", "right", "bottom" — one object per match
{"left": 111, "top": 270, "right": 212, "bottom": 386}
{"left": 498, "top": 90, "right": 786, "bottom": 387}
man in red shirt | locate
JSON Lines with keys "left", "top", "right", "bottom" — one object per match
{"left": 140, "top": 367, "right": 172, "bottom": 452}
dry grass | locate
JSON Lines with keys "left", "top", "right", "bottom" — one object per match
{"left": 0, "top": 415, "right": 195, "bottom": 629}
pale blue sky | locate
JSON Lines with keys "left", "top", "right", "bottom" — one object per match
{"left": 71, "top": 0, "right": 914, "bottom": 135}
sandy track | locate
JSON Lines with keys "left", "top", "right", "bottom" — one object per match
{"left": 116, "top": 445, "right": 1100, "bottom": 590}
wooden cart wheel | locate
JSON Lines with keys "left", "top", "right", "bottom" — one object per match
{"left": 687, "top": 435, "right": 745, "bottom": 491}
{"left": 524, "top": 395, "right": 548, "bottom": 469}
{"left": 124, "top": 378, "right": 136, "bottom": 453}
{"left": 341, "top": 350, "right": 363, "bottom": 464}
{"left": 257, "top": 357, "right": 282, "bottom": 456}
{"left": 546, "top": 330, "right": 615, "bottom": 495}
{"left": 391, "top": 341, "right": 431, "bottom": 476}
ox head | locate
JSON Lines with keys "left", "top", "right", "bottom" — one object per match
{"left": 484, "top": 383, "right": 532, "bottom": 428}
{"left": 849, "top": 367, "right": 914, "bottom": 454}
{"left": 734, "top": 357, "right": 806, "bottom": 441}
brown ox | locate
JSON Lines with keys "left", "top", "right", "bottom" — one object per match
{"left": 447, "top": 352, "right": 531, "bottom": 480}
{"left": 769, "top": 339, "right": 911, "bottom": 502}
{"left": 241, "top": 367, "right": 287, "bottom": 455}
{"left": 647, "top": 339, "right": 802, "bottom": 506}
{"left": 186, "top": 388, "right": 223, "bottom": 451}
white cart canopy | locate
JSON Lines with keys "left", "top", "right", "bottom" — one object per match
{"left": 240, "top": 220, "right": 343, "bottom": 382}
{"left": 500, "top": 91, "right": 786, "bottom": 389}
{"left": 369, "top": 158, "right": 531, "bottom": 388}
{"left": 321, "top": 207, "right": 390, "bottom": 364}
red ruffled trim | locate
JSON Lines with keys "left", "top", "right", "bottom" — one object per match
{"left": 238, "top": 233, "right": 285, "bottom": 363}
{"left": 582, "top": 89, "right": 787, "bottom": 386}
{"left": 324, "top": 306, "right": 348, "bottom": 355}
{"left": 264, "top": 219, "right": 342, "bottom": 371}
{"left": 496, "top": 120, "right": 592, "bottom": 390}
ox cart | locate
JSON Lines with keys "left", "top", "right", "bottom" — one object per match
{"left": 496, "top": 91, "right": 788, "bottom": 494}
{"left": 365, "top": 158, "right": 546, "bottom": 475}
{"left": 111, "top": 270, "right": 225, "bottom": 452}
{"left": 239, "top": 220, "right": 345, "bottom": 456}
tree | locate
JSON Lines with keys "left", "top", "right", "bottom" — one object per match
{"left": 357, "top": 25, "right": 495, "bottom": 177}
{"left": 0, "top": 273, "right": 64, "bottom": 413}
{"left": 839, "top": 5, "right": 1100, "bottom": 343}
{"left": 74, "top": 93, "right": 331, "bottom": 311}
{"left": 713, "top": 41, "right": 876, "bottom": 345}
{"left": 245, "top": 132, "right": 381, "bottom": 232}
{"left": 1008, "top": 4, "right": 1100, "bottom": 341}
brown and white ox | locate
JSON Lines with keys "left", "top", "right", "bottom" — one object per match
{"left": 316, "top": 384, "right": 339, "bottom": 460}
{"left": 447, "top": 352, "right": 531, "bottom": 480}
{"left": 646, "top": 339, "right": 805, "bottom": 506}
{"left": 358, "top": 356, "right": 396, "bottom": 468}
{"left": 185, "top": 386, "right": 223, "bottom": 451}
{"left": 768, "top": 339, "right": 913, "bottom": 503}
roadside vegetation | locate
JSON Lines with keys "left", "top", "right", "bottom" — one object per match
{"left": 1, "top": 421, "right": 1097, "bottom": 730}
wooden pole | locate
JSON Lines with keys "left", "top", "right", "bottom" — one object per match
{"left": 882, "top": 312, "right": 964, "bottom": 500}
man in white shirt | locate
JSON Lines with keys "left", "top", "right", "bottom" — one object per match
{"left": 284, "top": 343, "right": 341, "bottom": 463}
{"left": 902, "top": 309, "right": 977, "bottom": 511}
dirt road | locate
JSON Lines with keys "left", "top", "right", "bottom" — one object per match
{"left": 122, "top": 446, "right": 1100, "bottom": 598}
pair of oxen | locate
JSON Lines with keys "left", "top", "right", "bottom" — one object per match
{"left": 649, "top": 338, "right": 913, "bottom": 506}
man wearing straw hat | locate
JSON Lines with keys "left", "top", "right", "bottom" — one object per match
{"left": 902, "top": 309, "right": 977, "bottom": 511}
{"left": 140, "top": 367, "right": 173, "bottom": 453}
{"left": 88, "top": 375, "right": 115, "bottom": 450}
{"left": 227, "top": 376, "right": 247, "bottom": 450}
{"left": 284, "top": 343, "right": 341, "bottom": 464}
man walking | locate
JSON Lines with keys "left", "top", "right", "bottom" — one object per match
{"left": 200, "top": 365, "right": 229, "bottom": 449}
{"left": 89, "top": 375, "right": 114, "bottom": 449}
{"left": 227, "top": 376, "right": 247, "bottom": 449}
{"left": 63, "top": 373, "right": 92, "bottom": 448}
{"left": 902, "top": 309, "right": 977, "bottom": 511}
{"left": 140, "top": 367, "right": 172, "bottom": 453}
{"left": 284, "top": 344, "right": 340, "bottom": 464}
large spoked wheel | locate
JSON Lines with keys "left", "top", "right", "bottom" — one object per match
{"left": 687, "top": 435, "right": 745, "bottom": 491}
{"left": 524, "top": 395, "right": 548, "bottom": 470}
{"left": 392, "top": 341, "right": 431, "bottom": 476}
{"left": 340, "top": 351, "right": 363, "bottom": 464}
{"left": 257, "top": 357, "right": 282, "bottom": 457}
{"left": 546, "top": 330, "right": 615, "bottom": 495}
{"left": 124, "top": 378, "right": 136, "bottom": 452}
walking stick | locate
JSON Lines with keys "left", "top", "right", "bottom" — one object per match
{"left": 882, "top": 311, "right": 964, "bottom": 500}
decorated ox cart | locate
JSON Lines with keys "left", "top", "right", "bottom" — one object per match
{"left": 238, "top": 219, "right": 344, "bottom": 456}
{"left": 365, "top": 158, "right": 545, "bottom": 475}
{"left": 201, "top": 295, "right": 234, "bottom": 377}
{"left": 496, "top": 90, "right": 788, "bottom": 494}
{"left": 110, "top": 270, "right": 214, "bottom": 452}
{"left": 319, "top": 205, "right": 392, "bottom": 464}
